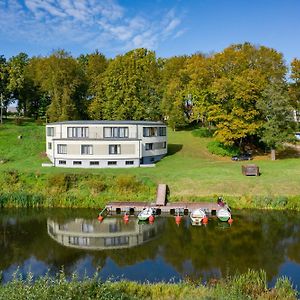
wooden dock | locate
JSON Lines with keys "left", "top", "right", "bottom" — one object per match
{"left": 105, "top": 183, "right": 223, "bottom": 216}
{"left": 105, "top": 201, "right": 222, "bottom": 216}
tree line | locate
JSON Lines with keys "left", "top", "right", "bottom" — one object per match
{"left": 0, "top": 43, "right": 299, "bottom": 156}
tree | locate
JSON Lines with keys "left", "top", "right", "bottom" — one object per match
{"left": 7, "top": 53, "right": 32, "bottom": 115}
{"left": 160, "top": 56, "right": 189, "bottom": 129}
{"left": 289, "top": 59, "right": 300, "bottom": 124}
{"left": 28, "top": 50, "right": 87, "bottom": 122}
{"left": 206, "top": 43, "right": 287, "bottom": 148}
{"left": 0, "top": 55, "right": 9, "bottom": 122}
{"left": 89, "top": 48, "right": 162, "bottom": 121}
{"left": 256, "top": 82, "right": 294, "bottom": 160}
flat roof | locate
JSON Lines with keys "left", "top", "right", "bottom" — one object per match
{"left": 47, "top": 120, "right": 166, "bottom": 126}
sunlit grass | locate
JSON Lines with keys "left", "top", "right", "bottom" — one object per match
{"left": 1, "top": 120, "right": 300, "bottom": 206}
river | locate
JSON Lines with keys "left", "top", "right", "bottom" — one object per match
{"left": 0, "top": 208, "right": 299, "bottom": 290}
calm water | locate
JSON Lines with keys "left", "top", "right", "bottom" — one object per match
{"left": 1, "top": 208, "right": 300, "bottom": 290}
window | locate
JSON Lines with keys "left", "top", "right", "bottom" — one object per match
{"left": 73, "top": 161, "right": 82, "bottom": 165}
{"left": 90, "top": 161, "right": 99, "bottom": 166}
{"left": 47, "top": 127, "right": 54, "bottom": 136}
{"left": 108, "top": 161, "right": 117, "bottom": 165}
{"left": 81, "top": 145, "right": 93, "bottom": 155}
{"left": 125, "top": 161, "right": 134, "bottom": 165}
{"left": 67, "top": 127, "right": 89, "bottom": 138}
{"left": 48, "top": 142, "right": 52, "bottom": 150}
{"left": 143, "top": 127, "right": 157, "bottom": 137}
{"left": 58, "top": 160, "right": 66, "bottom": 165}
{"left": 145, "top": 143, "right": 153, "bottom": 150}
{"left": 57, "top": 144, "right": 67, "bottom": 154}
{"left": 158, "top": 127, "right": 166, "bottom": 136}
{"left": 109, "top": 144, "right": 121, "bottom": 154}
{"left": 104, "top": 127, "right": 129, "bottom": 138}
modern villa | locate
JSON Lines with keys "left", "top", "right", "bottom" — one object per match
{"left": 45, "top": 120, "right": 167, "bottom": 168}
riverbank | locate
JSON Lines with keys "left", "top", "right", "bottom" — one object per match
{"left": 0, "top": 270, "right": 297, "bottom": 300}
{"left": 0, "top": 120, "right": 300, "bottom": 209}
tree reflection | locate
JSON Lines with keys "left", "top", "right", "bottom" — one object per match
{"left": 0, "top": 209, "right": 300, "bottom": 283}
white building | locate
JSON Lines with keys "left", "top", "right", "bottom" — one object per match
{"left": 46, "top": 120, "right": 167, "bottom": 168}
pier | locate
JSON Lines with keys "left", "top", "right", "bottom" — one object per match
{"left": 105, "top": 184, "right": 223, "bottom": 217}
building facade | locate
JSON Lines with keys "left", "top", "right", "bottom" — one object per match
{"left": 46, "top": 120, "right": 167, "bottom": 168}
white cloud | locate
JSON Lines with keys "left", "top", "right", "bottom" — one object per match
{"left": 0, "top": 0, "right": 186, "bottom": 55}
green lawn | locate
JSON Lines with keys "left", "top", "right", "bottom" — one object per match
{"left": 0, "top": 120, "right": 300, "bottom": 205}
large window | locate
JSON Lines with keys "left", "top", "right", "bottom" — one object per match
{"left": 57, "top": 144, "right": 67, "bottom": 154}
{"left": 67, "top": 127, "right": 89, "bottom": 138}
{"left": 47, "top": 127, "right": 54, "bottom": 136}
{"left": 109, "top": 144, "right": 121, "bottom": 154}
{"left": 104, "top": 127, "right": 129, "bottom": 138}
{"left": 81, "top": 145, "right": 93, "bottom": 155}
{"left": 143, "top": 127, "right": 157, "bottom": 137}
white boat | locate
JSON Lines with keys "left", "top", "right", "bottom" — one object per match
{"left": 190, "top": 208, "right": 206, "bottom": 225}
{"left": 138, "top": 207, "right": 155, "bottom": 221}
{"left": 217, "top": 207, "right": 231, "bottom": 222}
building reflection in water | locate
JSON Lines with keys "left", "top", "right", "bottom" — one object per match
{"left": 47, "top": 217, "right": 164, "bottom": 250}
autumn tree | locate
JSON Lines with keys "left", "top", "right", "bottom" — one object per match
{"left": 207, "top": 43, "right": 287, "bottom": 147}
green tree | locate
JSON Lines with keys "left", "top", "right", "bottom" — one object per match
{"left": 0, "top": 55, "right": 9, "bottom": 122}
{"left": 7, "top": 53, "right": 31, "bottom": 115}
{"left": 89, "top": 48, "right": 161, "bottom": 121}
{"left": 256, "top": 82, "right": 294, "bottom": 160}
{"left": 29, "top": 50, "right": 87, "bottom": 122}
{"left": 289, "top": 58, "right": 300, "bottom": 125}
{"left": 160, "top": 56, "right": 189, "bottom": 130}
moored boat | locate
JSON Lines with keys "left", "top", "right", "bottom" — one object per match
{"left": 217, "top": 207, "right": 231, "bottom": 222}
{"left": 190, "top": 208, "right": 206, "bottom": 225}
{"left": 138, "top": 207, "right": 156, "bottom": 221}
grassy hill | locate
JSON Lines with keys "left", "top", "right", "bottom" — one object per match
{"left": 0, "top": 119, "right": 300, "bottom": 208}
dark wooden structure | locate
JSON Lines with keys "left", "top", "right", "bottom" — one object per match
{"left": 242, "top": 164, "right": 259, "bottom": 176}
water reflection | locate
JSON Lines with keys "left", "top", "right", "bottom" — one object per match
{"left": 47, "top": 217, "right": 164, "bottom": 250}
{"left": 0, "top": 209, "right": 300, "bottom": 288}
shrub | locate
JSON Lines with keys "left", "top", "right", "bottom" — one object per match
{"left": 207, "top": 140, "right": 239, "bottom": 157}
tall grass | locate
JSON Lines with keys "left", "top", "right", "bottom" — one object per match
{"left": 0, "top": 269, "right": 297, "bottom": 300}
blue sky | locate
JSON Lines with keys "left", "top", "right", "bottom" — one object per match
{"left": 0, "top": 0, "right": 299, "bottom": 63}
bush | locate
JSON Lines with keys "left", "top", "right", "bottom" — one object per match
{"left": 207, "top": 140, "right": 239, "bottom": 157}
{"left": 192, "top": 127, "right": 215, "bottom": 138}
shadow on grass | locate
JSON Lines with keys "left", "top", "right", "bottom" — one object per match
{"left": 167, "top": 144, "right": 183, "bottom": 156}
